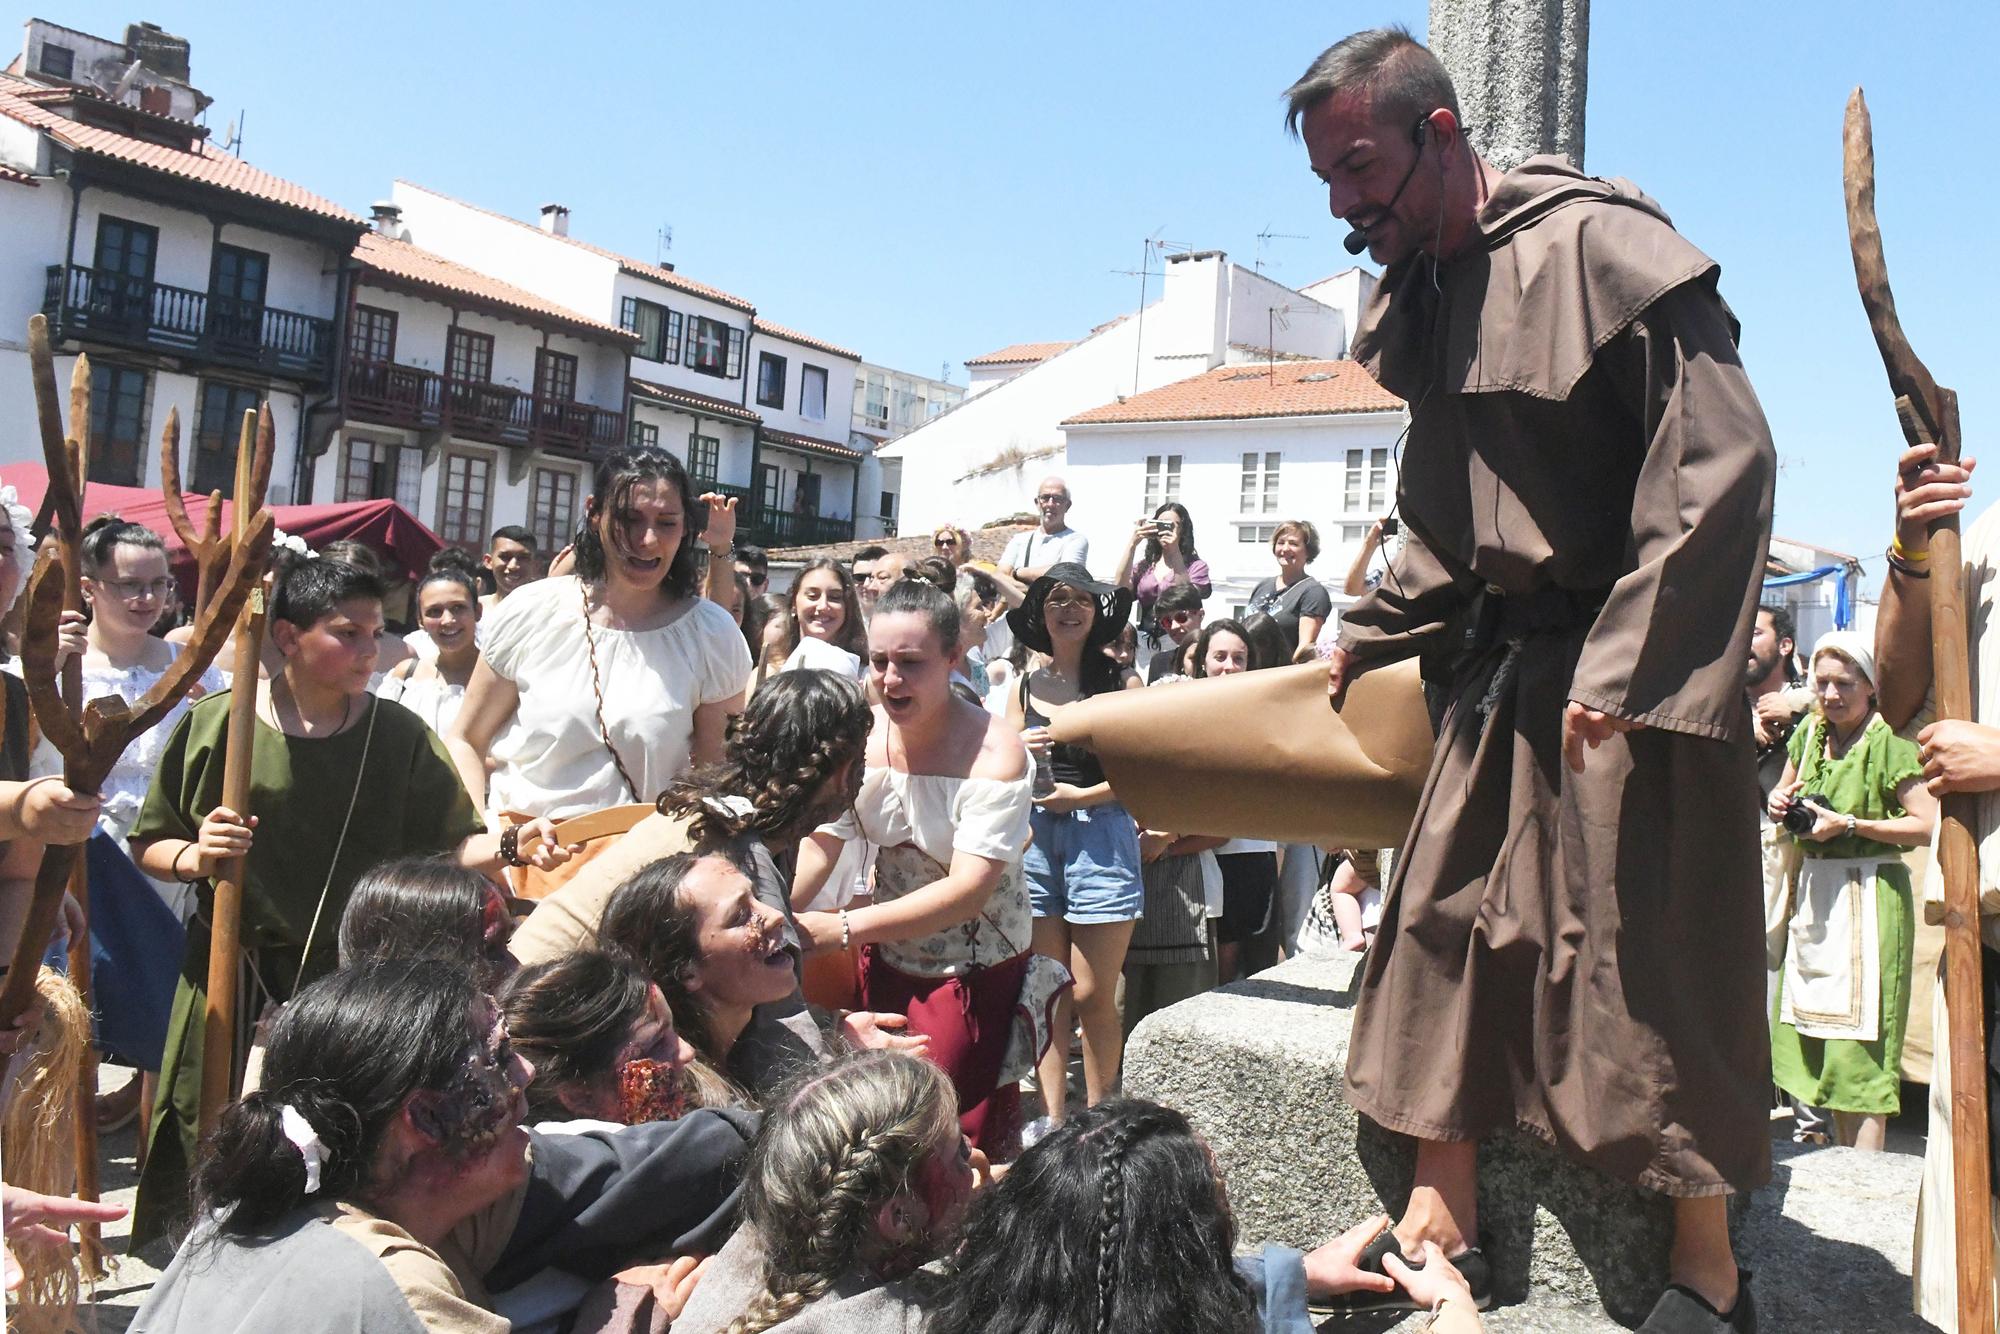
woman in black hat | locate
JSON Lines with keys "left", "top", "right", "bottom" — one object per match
{"left": 1004, "top": 563, "right": 1144, "bottom": 1124}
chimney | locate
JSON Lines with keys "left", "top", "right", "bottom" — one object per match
{"left": 539, "top": 203, "right": 570, "bottom": 237}
{"left": 370, "top": 202, "right": 402, "bottom": 237}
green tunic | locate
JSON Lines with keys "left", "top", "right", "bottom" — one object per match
{"left": 1770, "top": 712, "right": 1922, "bottom": 1115}
{"left": 129, "top": 691, "right": 483, "bottom": 1245}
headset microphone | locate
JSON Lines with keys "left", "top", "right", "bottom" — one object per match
{"left": 1341, "top": 116, "right": 1431, "bottom": 257}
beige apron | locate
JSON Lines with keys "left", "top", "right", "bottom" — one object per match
{"left": 1781, "top": 855, "right": 1890, "bottom": 1043}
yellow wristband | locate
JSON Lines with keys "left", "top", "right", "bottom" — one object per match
{"left": 1891, "top": 533, "right": 1930, "bottom": 562}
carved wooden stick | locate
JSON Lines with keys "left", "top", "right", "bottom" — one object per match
{"left": 198, "top": 405, "right": 276, "bottom": 1135}
{"left": 158, "top": 406, "right": 230, "bottom": 619}
{"left": 1845, "top": 87, "right": 1992, "bottom": 1331}
{"left": 0, "top": 326, "right": 273, "bottom": 1030}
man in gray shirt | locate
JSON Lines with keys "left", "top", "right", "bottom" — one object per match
{"left": 999, "top": 475, "right": 1091, "bottom": 582}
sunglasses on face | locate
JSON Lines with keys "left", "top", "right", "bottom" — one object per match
{"left": 1044, "top": 591, "right": 1095, "bottom": 611}
{"left": 934, "top": 536, "right": 959, "bottom": 548}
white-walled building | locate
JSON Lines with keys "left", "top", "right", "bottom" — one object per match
{"left": 881, "top": 251, "right": 1361, "bottom": 542}
{"left": 313, "top": 228, "right": 634, "bottom": 553}
{"left": 0, "top": 51, "right": 363, "bottom": 502}
{"left": 387, "top": 183, "right": 864, "bottom": 548}
{"left": 850, "top": 361, "right": 965, "bottom": 538}
{"left": 1061, "top": 360, "right": 1405, "bottom": 611}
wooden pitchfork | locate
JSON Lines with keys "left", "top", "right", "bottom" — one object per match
{"left": 0, "top": 314, "right": 271, "bottom": 1111}
{"left": 159, "top": 390, "right": 266, "bottom": 620}
{"left": 1845, "top": 88, "right": 1991, "bottom": 1330}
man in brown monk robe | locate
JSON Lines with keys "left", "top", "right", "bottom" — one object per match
{"left": 1296, "top": 28, "right": 1774, "bottom": 1331}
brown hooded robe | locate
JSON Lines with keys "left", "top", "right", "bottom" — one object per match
{"left": 1338, "top": 157, "right": 1774, "bottom": 1196}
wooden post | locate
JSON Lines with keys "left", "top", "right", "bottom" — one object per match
{"left": 56, "top": 355, "right": 104, "bottom": 1274}
{"left": 197, "top": 409, "right": 270, "bottom": 1135}
{"left": 1845, "top": 89, "right": 1993, "bottom": 1331}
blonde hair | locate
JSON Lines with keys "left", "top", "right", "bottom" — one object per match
{"left": 728, "top": 1052, "right": 959, "bottom": 1334}
{"left": 4, "top": 968, "right": 103, "bottom": 1331}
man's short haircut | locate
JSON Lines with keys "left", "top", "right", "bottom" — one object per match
{"left": 1153, "top": 579, "right": 1206, "bottom": 619}
{"left": 274, "top": 556, "right": 385, "bottom": 629}
{"left": 1283, "top": 25, "right": 1461, "bottom": 138}
{"left": 1758, "top": 603, "right": 1796, "bottom": 646}
{"left": 735, "top": 545, "right": 770, "bottom": 576}
{"left": 489, "top": 525, "right": 537, "bottom": 552}
{"left": 852, "top": 544, "right": 889, "bottom": 567}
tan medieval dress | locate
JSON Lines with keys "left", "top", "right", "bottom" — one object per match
{"left": 1338, "top": 158, "right": 1775, "bottom": 1196}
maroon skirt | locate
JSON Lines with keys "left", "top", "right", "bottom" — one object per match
{"left": 858, "top": 946, "right": 1031, "bottom": 1157}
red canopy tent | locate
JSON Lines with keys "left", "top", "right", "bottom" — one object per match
{"left": 0, "top": 462, "right": 444, "bottom": 595}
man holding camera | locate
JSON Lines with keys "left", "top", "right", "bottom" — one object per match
{"left": 1301, "top": 27, "right": 1773, "bottom": 1328}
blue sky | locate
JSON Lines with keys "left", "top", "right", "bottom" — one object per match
{"left": 21, "top": 1, "right": 1994, "bottom": 583}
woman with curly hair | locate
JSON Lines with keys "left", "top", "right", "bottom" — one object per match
{"left": 927, "top": 1098, "right": 1480, "bottom": 1334}
{"left": 509, "top": 669, "right": 873, "bottom": 967}
{"left": 671, "top": 1051, "right": 969, "bottom": 1334}
{"left": 447, "top": 446, "right": 752, "bottom": 829}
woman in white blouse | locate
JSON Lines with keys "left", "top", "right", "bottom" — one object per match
{"left": 51, "top": 518, "right": 223, "bottom": 1122}
{"left": 792, "top": 578, "right": 1062, "bottom": 1155}
{"left": 379, "top": 564, "right": 480, "bottom": 738}
{"left": 446, "top": 448, "right": 752, "bottom": 833}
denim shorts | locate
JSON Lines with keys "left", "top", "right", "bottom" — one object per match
{"left": 1024, "top": 802, "right": 1144, "bottom": 924}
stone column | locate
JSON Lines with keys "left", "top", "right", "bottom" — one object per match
{"left": 1428, "top": 0, "right": 1588, "bottom": 171}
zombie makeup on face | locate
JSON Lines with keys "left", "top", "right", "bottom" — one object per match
{"left": 411, "top": 1008, "right": 529, "bottom": 1159}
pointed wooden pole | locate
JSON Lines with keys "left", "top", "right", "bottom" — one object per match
{"left": 196, "top": 406, "right": 273, "bottom": 1135}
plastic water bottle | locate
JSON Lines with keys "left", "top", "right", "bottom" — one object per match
{"left": 1032, "top": 747, "right": 1057, "bottom": 799}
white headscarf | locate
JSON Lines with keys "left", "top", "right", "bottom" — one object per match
{"left": 1809, "top": 629, "right": 1877, "bottom": 691}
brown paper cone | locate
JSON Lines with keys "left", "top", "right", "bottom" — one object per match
{"left": 1047, "top": 659, "right": 1433, "bottom": 847}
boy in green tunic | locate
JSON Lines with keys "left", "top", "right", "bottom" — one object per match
{"left": 128, "top": 558, "right": 504, "bottom": 1244}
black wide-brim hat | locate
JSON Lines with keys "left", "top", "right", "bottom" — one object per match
{"left": 1006, "top": 562, "right": 1135, "bottom": 655}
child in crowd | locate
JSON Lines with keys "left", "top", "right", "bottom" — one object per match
{"left": 1144, "top": 579, "right": 1206, "bottom": 682}
{"left": 126, "top": 557, "right": 554, "bottom": 1245}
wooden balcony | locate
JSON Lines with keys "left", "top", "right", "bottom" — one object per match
{"left": 749, "top": 509, "right": 855, "bottom": 549}
{"left": 43, "top": 264, "right": 334, "bottom": 381}
{"left": 344, "top": 358, "right": 625, "bottom": 456}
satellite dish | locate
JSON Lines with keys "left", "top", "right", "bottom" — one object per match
{"left": 110, "top": 59, "right": 142, "bottom": 104}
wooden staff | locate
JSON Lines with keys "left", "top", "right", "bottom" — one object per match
{"left": 158, "top": 396, "right": 263, "bottom": 621}
{"left": 48, "top": 347, "right": 105, "bottom": 1271}
{"left": 196, "top": 407, "right": 275, "bottom": 1136}
{"left": 1845, "top": 87, "right": 1991, "bottom": 1330}
{"left": 0, "top": 321, "right": 270, "bottom": 1038}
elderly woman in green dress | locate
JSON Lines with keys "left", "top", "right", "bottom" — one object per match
{"left": 1766, "top": 630, "right": 1937, "bottom": 1151}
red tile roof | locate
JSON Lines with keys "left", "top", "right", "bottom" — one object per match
{"left": 761, "top": 426, "right": 859, "bottom": 462}
{"left": 354, "top": 233, "right": 634, "bottom": 342}
{"left": 966, "top": 340, "right": 1074, "bottom": 368}
{"left": 395, "top": 181, "right": 755, "bottom": 314}
{"left": 0, "top": 165, "right": 39, "bottom": 187}
{"left": 1062, "top": 360, "right": 1403, "bottom": 426}
{"left": 630, "top": 379, "right": 762, "bottom": 426}
{"left": 0, "top": 76, "right": 362, "bottom": 225}
{"left": 753, "top": 317, "right": 860, "bottom": 363}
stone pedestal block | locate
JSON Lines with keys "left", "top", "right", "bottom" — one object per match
{"left": 1123, "top": 953, "right": 1930, "bottom": 1330}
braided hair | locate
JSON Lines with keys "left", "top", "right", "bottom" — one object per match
{"left": 929, "top": 1098, "right": 1256, "bottom": 1334}
{"left": 656, "top": 669, "right": 870, "bottom": 848}
{"left": 728, "top": 1052, "right": 960, "bottom": 1334}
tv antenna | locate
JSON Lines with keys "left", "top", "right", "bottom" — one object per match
{"left": 1255, "top": 224, "right": 1308, "bottom": 274}
{"left": 1110, "top": 231, "right": 1194, "bottom": 396}
{"left": 656, "top": 223, "right": 674, "bottom": 266}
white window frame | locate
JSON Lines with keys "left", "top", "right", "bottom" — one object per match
{"left": 1142, "top": 454, "right": 1182, "bottom": 512}
{"left": 801, "top": 364, "right": 829, "bottom": 421}
{"left": 436, "top": 444, "right": 498, "bottom": 547}
{"left": 1239, "top": 450, "right": 1281, "bottom": 515}
{"left": 1343, "top": 446, "right": 1391, "bottom": 514}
